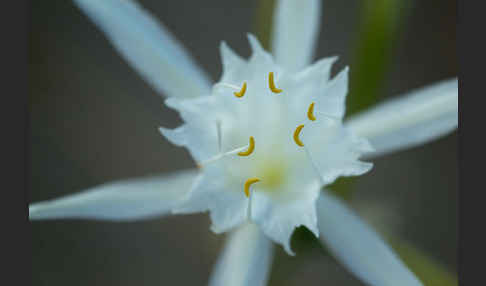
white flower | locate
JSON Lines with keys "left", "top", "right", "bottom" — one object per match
{"left": 160, "top": 33, "right": 373, "bottom": 255}
{"left": 30, "top": 0, "right": 458, "bottom": 286}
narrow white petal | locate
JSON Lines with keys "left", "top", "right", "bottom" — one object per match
{"left": 271, "top": 0, "right": 321, "bottom": 72}
{"left": 345, "top": 78, "right": 458, "bottom": 157}
{"left": 317, "top": 191, "right": 422, "bottom": 286}
{"left": 208, "top": 223, "right": 275, "bottom": 286}
{"left": 29, "top": 169, "right": 198, "bottom": 221}
{"left": 73, "top": 0, "right": 211, "bottom": 97}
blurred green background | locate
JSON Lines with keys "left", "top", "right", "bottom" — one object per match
{"left": 30, "top": 0, "right": 457, "bottom": 285}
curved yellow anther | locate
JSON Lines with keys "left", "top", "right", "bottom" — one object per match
{"left": 233, "top": 82, "right": 247, "bottom": 98}
{"left": 293, "top": 124, "right": 305, "bottom": 147}
{"left": 268, "top": 72, "right": 282, "bottom": 93}
{"left": 307, "top": 102, "right": 316, "bottom": 121}
{"left": 244, "top": 178, "right": 260, "bottom": 197}
{"left": 237, "top": 136, "right": 255, "bottom": 156}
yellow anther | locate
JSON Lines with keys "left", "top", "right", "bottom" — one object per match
{"left": 268, "top": 72, "right": 282, "bottom": 93}
{"left": 307, "top": 102, "right": 316, "bottom": 121}
{"left": 244, "top": 178, "right": 260, "bottom": 197}
{"left": 233, "top": 82, "right": 247, "bottom": 98}
{"left": 293, "top": 124, "right": 305, "bottom": 147}
{"left": 237, "top": 136, "right": 255, "bottom": 156}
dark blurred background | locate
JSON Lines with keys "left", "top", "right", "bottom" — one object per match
{"left": 30, "top": 0, "right": 457, "bottom": 285}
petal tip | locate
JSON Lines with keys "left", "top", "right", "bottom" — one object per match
{"left": 210, "top": 224, "right": 224, "bottom": 234}
{"left": 219, "top": 40, "right": 244, "bottom": 71}
{"left": 219, "top": 40, "right": 229, "bottom": 55}
{"left": 28, "top": 204, "right": 40, "bottom": 220}
{"left": 283, "top": 243, "right": 296, "bottom": 256}
{"left": 341, "top": 65, "right": 350, "bottom": 74}
{"left": 319, "top": 55, "right": 339, "bottom": 66}
{"left": 247, "top": 33, "right": 264, "bottom": 53}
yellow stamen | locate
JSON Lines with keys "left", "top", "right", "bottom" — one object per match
{"left": 237, "top": 136, "right": 255, "bottom": 156}
{"left": 233, "top": 82, "right": 247, "bottom": 98}
{"left": 293, "top": 124, "right": 305, "bottom": 147}
{"left": 244, "top": 178, "right": 260, "bottom": 197}
{"left": 268, "top": 72, "right": 282, "bottom": 93}
{"left": 307, "top": 102, "right": 316, "bottom": 121}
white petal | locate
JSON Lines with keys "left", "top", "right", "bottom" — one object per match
{"left": 271, "top": 0, "right": 322, "bottom": 72}
{"left": 29, "top": 169, "right": 198, "bottom": 221}
{"left": 159, "top": 96, "right": 223, "bottom": 162}
{"left": 173, "top": 164, "right": 248, "bottom": 233}
{"left": 248, "top": 34, "right": 275, "bottom": 66}
{"left": 294, "top": 56, "right": 338, "bottom": 84}
{"left": 283, "top": 57, "right": 341, "bottom": 122}
{"left": 252, "top": 181, "right": 321, "bottom": 255}
{"left": 317, "top": 66, "right": 349, "bottom": 119}
{"left": 317, "top": 191, "right": 423, "bottom": 286}
{"left": 345, "top": 78, "right": 458, "bottom": 157}
{"left": 209, "top": 223, "right": 275, "bottom": 286}
{"left": 73, "top": 0, "right": 211, "bottom": 98}
{"left": 219, "top": 41, "right": 246, "bottom": 81}
{"left": 302, "top": 121, "right": 373, "bottom": 186}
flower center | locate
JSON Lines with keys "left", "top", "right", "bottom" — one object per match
{"left": 257, "top": 159, "right": 288, "bottom": 190}
{"left": 193, "top": 71, "right": 339, "bottom": 221}
{"left": 208, "top": 72, "right": 325, "bottom": 195}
